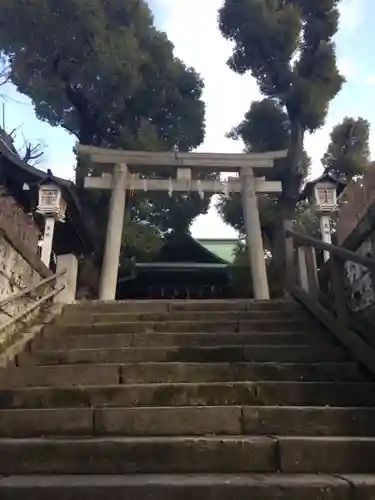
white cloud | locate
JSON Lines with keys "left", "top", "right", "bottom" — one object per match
{"left": 192, "top": 200, "right": 237, "bottom": 238}
{"left": 338, "top": 0, "right": 363, "bottom": 34}
{"left": 305, "top": 124, "right": 333, "bottom": 179}
{"left": 152, "top": 0, "right": 260, "bottom": 237}
{"left": 365, "top": 75, "right": 375, "bottom": 85}
{"left": 153, "top": 0, "right": 261, "bottom": 155}
{"left": 338, "top": 57, "right": 358, "bottom": 81}
{"left": 334, "top": 0, "right": 365, "bottom": 85}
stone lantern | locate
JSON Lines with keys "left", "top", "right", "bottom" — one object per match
{"left": 302, "top": 173, "right": 346, "bottom": 261}
{"left": 36, "top": 181, "right": 67, "bottom": 267}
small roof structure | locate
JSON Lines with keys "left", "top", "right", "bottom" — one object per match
{"left": 0, "top": 132, "right": 94, "bottom": 255}
{"left": 300, "top": 172, "right": 347, "bottom": 202}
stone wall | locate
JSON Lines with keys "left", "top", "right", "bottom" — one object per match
{"left": 344, "top": 238, "right": 375, "bottom": 316}
{"left": 0, "top": 188, "right": 40, "bottom": 253}
{"left": 336, "top": 168, "right": 375, "bottom": 245}
{"left": 0, "top": 189, "right": 52, "bottom": 352}
{"left": 340, "top": 198, "right": 375, "bottom": 322}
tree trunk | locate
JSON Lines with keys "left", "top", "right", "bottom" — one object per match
{"left": 272, "top": 121, "right": 306, "bottom": 295}
{"left": 75, "top": 125, "right": 95, "bottom": 189}
{"left": 283, "top": 121, "right": 305, "bottom": 202}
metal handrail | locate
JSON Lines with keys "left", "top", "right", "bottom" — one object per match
{"left": 0, "top": 285, "right": 65, "bottom": 336}
{"left": 286, "top": 229, "right": 375, "bottom": 270}
{"left": 0, "top": 269, "right": 67, "bottom": 309}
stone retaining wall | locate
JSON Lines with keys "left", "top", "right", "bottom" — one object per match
{"left": 0, "top": 189, "right": 52, "bottom": 351}
{"left": 340, "top": 199, "right": 375, "bottom": 322}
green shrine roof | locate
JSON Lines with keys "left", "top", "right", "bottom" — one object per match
{"left": 197, "top": 239, "right": 238, "bottom": 264}
{"left": 130, "top": 232, "right": 239, "bottom": 271}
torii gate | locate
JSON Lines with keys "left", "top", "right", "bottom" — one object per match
{"left": 78, "top": 145, "right": 287, "bottom": 301}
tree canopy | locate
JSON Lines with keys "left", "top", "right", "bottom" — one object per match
{"left": 0, "top": 0, "right": 205, "bottom": 153}
{"left": 218, "top": 110, "right": 372, "bottom": 244}
{"left": 227, "top": 99, "right": 290, "bottom": 153}
{"left": 217, "top": 98, "right": 311, "bottom": 246}
{"left": 219, "top": 0, "right": 344, "bottom": 209}
{"left": 322, "top": 117, "right": 371, "bottom": 179}
{"left": 0, "top": 0, "right": 211, "bottom": 255}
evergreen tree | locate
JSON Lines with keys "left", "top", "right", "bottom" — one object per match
{"left": 0, "top": 0, "right": 210, "bottom": 257}
{"left": 323, "top": 117, "right": 371, "bottom": 179}
{"left": 219, "top": 0, "right": 344, "bottom": 212}
{"left": 219, "top": 0, "right": 344, "bottom": 281}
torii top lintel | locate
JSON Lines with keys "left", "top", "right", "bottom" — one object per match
{"left": 77, "top": 144, "right": 287, "bottom": 174}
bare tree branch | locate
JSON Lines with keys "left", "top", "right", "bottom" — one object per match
{"left": 0, "top": 55, "right": 10, "bottom": 88}
{"left": 1, "top": 124, "right": 45, "bottom": 166}
{"left": 19, "top": 132, "right": 45, "bottom": 165}
{"left": 22, "top": 142, "right": 44, "bottom": 164}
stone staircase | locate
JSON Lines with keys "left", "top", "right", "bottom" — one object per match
{"left": 0, "top": 299, "right": 375, "bottom": 498}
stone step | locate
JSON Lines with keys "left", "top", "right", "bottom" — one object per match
{"left": 57, "top": 310, "right": 309, "bottom": 325}
{"left": 0, "top": 408, "right": 94, "bottom": 437}
{"left": 242, "top": 406, "right": 375, "bottom": 437}
{"left": 170, "top": 300, "right": 300, "bottom": 312}
{"left": 37, "top": 332, "right": 330, "bottom": 350}
{"left": 0, "top": 364, "right": 121, "bottom": 388}
{"left": 0, "top": 362, "right": 364, "bottom": 390}
{"left": 278, "top": 436, "right": 375, "bottom": 473}
{"left": 2, "top": 406, "right": 375, "bottom": 438}
{"left": 1, "top": 382, "right": 375, "bottom": 408}
{"left": 0, "top": 436, "right": 277, "bottom": 474}
{"left": 64, "top": 299, "right": 301, "bottom": 314}
{"left": 0, "top": 473, "right": 357, "bottom": 500}
{"left": 1, "top": 436, "right": 375, "bottom": 474}
{"left": 26, "top": 345, "right": 348, "bottom": 365}
{"left": 119, "top": 361, "right": 363, "bottom": 383}
{"left": 47, "top": 319, "right": 314, "bottom": 335}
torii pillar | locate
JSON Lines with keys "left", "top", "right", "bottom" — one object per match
{"left": 241, "top": 167, "right": 269, "bottom": 300}
{"left": 99, "top": 163, "right": 127, "bottom": 300}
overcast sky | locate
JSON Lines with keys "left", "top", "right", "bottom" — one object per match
{"left": 2, "top": 0, "right": 375, "bottom": 238}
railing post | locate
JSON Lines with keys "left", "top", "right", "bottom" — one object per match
{"left": 305, "top": 246, "right": 319, "bottom": 297}
{"left": 284, "top": 220, "right": 296, "bottom": 292}
{"left": 297, "top": 247, "right": 309, "bottom": 292}
{"left": 330, "top": 252, "right": 349, "bottom": 329}
{"left": 55, "top": 254, "right": 78, "bottom": 304}
{"left": 370, "top": 233, "right": 375, "bottom": 300}
{"left": 297, "top": 245, "right": 319, "bottom": 296}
